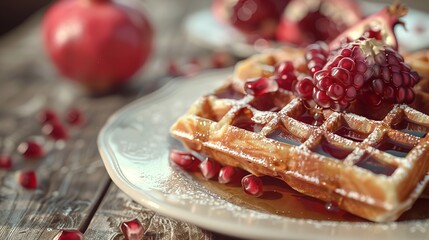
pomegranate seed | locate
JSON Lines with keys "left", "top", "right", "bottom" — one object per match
{"left": 275, "top": 67, "right": 297, "bottom": 91}
{"left": 372, "top": 79, "right": 384, "bottom": 94}
{"left": 327, "top": 84, "right": 345, "bottom": 100}
{"left": 229, "top": 0, "right": 280, "bottom": 39}
{"left": 199, "top": 158, "right": 221, "bottom": 180}
{"left": 167, "top": 60, "right": 181, "bottom": 77}
{"left": 313, "top": 90, "right": 331, "bottom": 108}
{"left": 339, "top": 57, "right": 355, "bottom": 71}
{"left": 244, "top": 77, "right": 278, "bottom": 97}
{"left": 42, "top": 122, "right": 68, "bottom": 140}
{"left": 305, "top": 42, "right": 328, "bottom": 76}
{"left": 345, "top": 87, "right": 357, "bottom": 100}
{"left": 275, "top": 61, "right": 295, "bottom": 76}
{"left": 294, "top": 78, "right": 314, "bottom": 99}
{"left": 17, "top": 170, "right": 37, "bottom": 189}
{"left": 218, "top": 166, "right": 247, "bottom": 184}
{"left": 331, "top": 67, "right": 351, "bottom": 85}
{"left": 53, "top": 229, "right": 83, "bottom": 240}
{"left": 211, "top": 52, "right": 231, "bottom": 68}
{"left": 169, "top": 150, "right": 200, "bottom": 171}
{"left": 325, "top": 202, "right": 340, "bottom": 212}
{"left": 66, "top": 108, "right": 85, "bottom": 126}
{"left": 120, "top": 218, "right": 144, "bottom": 240}
{"left": 353, "top": 74, "right": 364, "bottom": 88}
{"left": 17, "top": 140, "right": 44, "bottom": 160}
{"left": 405, "top": 88, "right": 415, "bottom": 103}
{"left": 396, "top": 87, "right": 406, "bottom": 103}
{"left": 241, "top": 174, "right": 264, "bottom": 197}
{"left": 38, "top": 108, "right": 59, "bottom": 124}
{"left": 0, "top": 155, "right": 12, "bottom": 170}
{"left": 341, "top": 48, "right": 352, "bottom": 57}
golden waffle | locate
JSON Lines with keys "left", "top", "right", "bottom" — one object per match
{"left": 170, "top": 50, "right": 429, "bottom": 223}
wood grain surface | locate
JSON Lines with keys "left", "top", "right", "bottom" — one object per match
{"left": 0, "top": 0, "right": 234, "bottom": 239}
{"left": 0, "top": 0, "right": 427, "bottom": 240}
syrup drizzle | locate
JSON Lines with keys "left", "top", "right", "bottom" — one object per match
{"left": 355, "top": 153, "right": 397, "bottom": 176}
{"left": 334, "top": 126, "right": 368, "bottom": 142}
{"left": 231, "top": 108, "right": 265, "bottom": 133}
{"left": 249, "top": 92, "right": 289, "bottom": 112}
{"left": 376, "top": 137, "right": 413, "bottom": 158}
{"left": 267, "top": 128, "right": 301, "bottom": 146}
{"left": 192, "top": 172, "right": 429, "bottom": 222}
{"left": 295, "top": 110, "right": 324, "bottom": 126}
{"left": 214, "top": 85, "right": 245, "bottom": 100}
{"left": 312, "top": 138, "right": 352, "bottom": 160}
{"left": 392, "top": 119, "right": 429, "bottom": 138}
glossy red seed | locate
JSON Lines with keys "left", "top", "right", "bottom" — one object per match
{"left": 295, "top": 78, "right": 314, "bottom": 99}
{"left": 405, "top": 88, "right": 415, "bottom": 103}
{"left": 345, "top": 87, "right": 357, "bottom": 100}
{"left": 340, "top": 48, "right": 352, "bottom": 57}
{"left": 387, "top": 54, "right": 400, "bottom": 65}
{"left": 356, "top": 61, "right": 367, "bottom": 73}
{"left": 0, "top": 155, "right": 12, "bottom": 170}
{"left": 383, "top": 86, "right": 395, "bottom": 102}
{"left": 305, "top": 43, "right": 328, "bottom": 76}
{"left": 391, "top": 72, "right": 402, "bottom": 87}
{"left": 396, "top": 87, "right": 406, "bottom": 102}
{"left": 316, "top": 77, "right": 334, "bottom": 91}
{"left": 199, "top": 158, "right": 221, "bottom": 180}
{"left": 327, "top": 84, "right": 344, "bottom": 100}
{"left": 338, "top": 57, "right": 355, "bottom": 71}
{"left": 42, "top": 122, "right": 68, "bottom": 141}
{"left": 367, "top": 93, "right": 382, "bottom": 107}
{"left": 402, "top": 72, "right": 411, "bottom": 87}
{"left": 120, "top": 218, "right": 144, "bottom": 240}
{"left": 244, "top": 77, "right": 278, "bottom": 97}
{"left": 381, "top": 67, "right": 390, "bottom": 82}
{"left": 218, "top": 166, "right": 247, "bottom": 184}
{"left": 276, "top": 74, "right": 297, "bottom": 91}
{"left": 375, "top": 52, "right": 386, "bottom": 65}
{"left": 66, "top": 108, "right": 85, "bottom": 126}
{"left": 314, "top": 70, "right": 329, "bottom": 81}
{"left": 241, "top": 174, "right": 264, "bottom": 197}
{"left": 169, "top": 150, "right": 200, "bottom": 171}
{"left": 38, "top": 108, "right": 59, "bottom": 124}
{"left": 325, "top": 202, "right": 340, "bottom": 212}
{"left": 314, "top": 90, "right": 331, "bottom": 108}
{"left": 54, "top": 229, "right": 84, "bottom": 240}
{"left": 275, "top": 61, "right": 294, "bottom": 76}
{"left": 372, "top": 79, "right": 384, "bottom": 94}
{"left": 17, "top": 140, "right": 44, "bottom": 160}
{"left": 353, "top": 74, "right": 364, "bottom": 88}
{"left": 331, "top": 67, "right": 351, "bottom": 85}
{"left": 18, "top": 170, "right": 37, "bottom": 189}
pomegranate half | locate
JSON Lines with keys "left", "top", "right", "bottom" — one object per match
{"left": 276, "top": 0, "right": 362, "bottom": 46}
{"left": 212, "top": 0, "right": 289, "bottom": 40}
{"left": 329, "top": 2, "right": 407, "bottom": 51}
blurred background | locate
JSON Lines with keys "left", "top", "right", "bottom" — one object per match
{"left": 1, "top": 0, "right": 428, "bottom": 37}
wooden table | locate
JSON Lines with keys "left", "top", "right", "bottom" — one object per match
{"left": 1, "top": 1, "right": 428, "bottom": 240}
{"left": 0, "top": 0, "right": 240, "bottom": 239}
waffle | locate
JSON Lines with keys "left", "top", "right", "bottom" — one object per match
{"left": 170, "top": 50, "right": 429, "bottom": 223}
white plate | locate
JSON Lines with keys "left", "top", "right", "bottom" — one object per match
{"left": 98, "top": 69, "right": 429, "bottom": 240}
{"left": 185, "top": 2, "right": 429, "bottom": 57}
